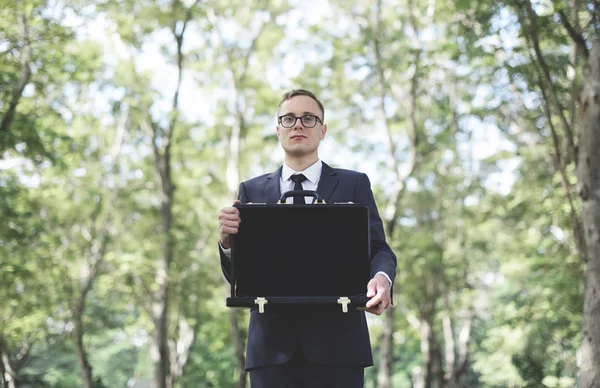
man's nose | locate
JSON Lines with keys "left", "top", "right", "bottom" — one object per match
{"left": 293, "top": 117, "right": 304, "bottom": 129}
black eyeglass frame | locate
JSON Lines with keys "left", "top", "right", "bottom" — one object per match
{"left": 277, "top": 114, "right": 323, "bottom": 128}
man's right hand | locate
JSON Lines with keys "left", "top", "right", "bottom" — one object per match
{"left": 219, "top": 200, "right": 241, "bottom": 249}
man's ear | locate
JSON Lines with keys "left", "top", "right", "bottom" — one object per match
{"left": 320, "top": 124, "right": 327, "bottom": 139}
{"left": 276, "top": 126, "right": 281, "bottom": 138}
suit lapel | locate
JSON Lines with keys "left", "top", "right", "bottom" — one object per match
{"left": 264, "top": 167, "right": 283, "bottom": 204}
{"left": 317, "top": 162, "right": 339, "bottom": 203}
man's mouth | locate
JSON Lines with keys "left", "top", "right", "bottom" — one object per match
{"left": 291, "top": 135, "right": 306, "bottom": 139}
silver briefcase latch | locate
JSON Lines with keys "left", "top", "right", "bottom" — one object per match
{"left": 254, "top": 297, "right": 268, "bottom": 313}
{"left": 337, "top": 297, "right": 351, "bottom": 313}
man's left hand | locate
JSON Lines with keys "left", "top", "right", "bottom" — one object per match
{"left": 365, "top": 274, "right": 392, "bottom": 315}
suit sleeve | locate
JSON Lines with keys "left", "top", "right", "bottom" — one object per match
{"left": 219, "top": 182, "right": 249, "bottom": 284}
{"left": 354, "top": 173, "right": 397, "bottom": 284}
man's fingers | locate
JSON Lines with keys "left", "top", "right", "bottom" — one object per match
{"left": 220, "top": 222, "right": 239, "bottom": 233}
{"left": 221, "top": 219, "right": 240, "bottom": 227}
{"left": 366, "top": 298, "right": 382, "bottom": 309}
{"left": 366, "top": 281, "right": 381, "bottom": 308}
{"left": 219, "top": 223, "right": 238, "bottom": 234}
{"left": 219, "top": 201, "right": 242, "bottom": 249}
{"left": 219, "top": 210, "right": 240, "bottom": 219}
{"left": 366, "top": 289, "right": 383, "bottom": 308}
{"left": 365, "top": 304, "right": 384, "bottom": 315}
{"left": 366, "top": 279, "right": 378, "bottom": 297}
{"left": 365, "top": 279, "right": 391, "bottom": 313}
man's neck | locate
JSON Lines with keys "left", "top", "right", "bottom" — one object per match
{"left": 284, "top": 154, "right": 319, "bottom": 172}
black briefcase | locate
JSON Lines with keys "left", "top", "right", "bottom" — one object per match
{"left": 226, "top": 190, "right": 371, "bottom": 314}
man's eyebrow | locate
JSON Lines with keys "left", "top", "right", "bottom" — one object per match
{"left": 280, "top": 111, "right": 319, "bottom": 116}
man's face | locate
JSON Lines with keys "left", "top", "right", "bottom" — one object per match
{"left": 277, "top": 95, "right": 327, "bottom": 157}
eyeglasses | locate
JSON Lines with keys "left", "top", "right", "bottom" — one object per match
{"left": 278, "top": 114, "right": 323, "bottom": 128}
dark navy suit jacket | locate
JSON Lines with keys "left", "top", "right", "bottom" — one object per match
{"left": 220, "top": 162, "right": 397, "bottom": 370}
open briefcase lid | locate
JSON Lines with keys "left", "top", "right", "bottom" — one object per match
{"left": 226, "top": 190, "right": 371, "bottom": 313}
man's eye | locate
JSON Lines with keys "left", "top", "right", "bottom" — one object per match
{"left": 303, "top": 116, "right": 315, "bottom": 123}
{"left": 282, "top": 116, "right": 295, "bottom": 124}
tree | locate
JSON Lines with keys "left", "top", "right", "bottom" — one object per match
{"left": 577, "top": 38, "right": 600, "bottom": 388}
{"left": 512, "top": 0, "right": 600, "bottom": 383}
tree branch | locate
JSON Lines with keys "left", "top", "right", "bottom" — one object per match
{"left": 591, "top": 0, "right": 600, "bottom": 33}
{"left": 0, "top": 8, "right": 32, "bottom": 133}
{"left": 541, "top": 77, "right": 587, "bottom": 261}
{"left": 522, "top": 0, "right": 577, "bottom": 160}
{"left": 520, "top": 7, "right": 587, "bottom": 262}
{"left": 557, "top": 9, "right": 589, "bottom": 59}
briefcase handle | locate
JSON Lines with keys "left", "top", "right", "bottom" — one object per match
{"left": 278, "top": 190, "right": 326, "bottom": 204}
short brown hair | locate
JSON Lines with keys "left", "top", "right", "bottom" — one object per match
{"left": 278, "top": 89, "right": 325, "bottom": 121}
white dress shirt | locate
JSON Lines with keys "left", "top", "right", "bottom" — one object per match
{"left": 280, "top": 160, "right": 322, "bottom": 203}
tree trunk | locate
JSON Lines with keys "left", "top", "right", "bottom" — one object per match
{"left": 145, "top": 96, "right": 177, "bottom": 388}
{"left": 72, "top": 230, "right": 109, "bottom": 388}
{"left": 73, "top": 313, "right": 94, "bottom": 388}
{"left": 419, "top": 313, "right": 443, "bottom": 388}
{"left": 0, "top": 337, "right": 29, "bottom": 388}
{"left": 442, "top": 316, "right": 455, "bottom": 382}
{"left": 230, "top": 310, "right": 247, "bottom": 388}
{"left": 412, "top": 368, "right": 423, "bottom": 388}
{"left": 377, "top": 306, "right": 394, "bottom": 388}
{"left": 0, "top": 355, "right": 5, "bottom": 388}
{"left": 148, "top": 4, "right": 196, "bottom": 385}
{"left": 150, "top": 152, "right": 174, "bottom": 388}
{"left": 167, "top": 318, "right": 197, "bottom": 388}
{"left": 0, "top": 342, "right": 18, "bottom": 388}
{"left": 420, "top": 317, "right": 432, "bottom": 388}
{"left": 577, "top": 38, "right": 600, "bottom": 388}
{"left": 444, "top": 312, "right": 472, "bottom": 388}
{"left": 370, "top": 0, "right": 421, "bottom": 384}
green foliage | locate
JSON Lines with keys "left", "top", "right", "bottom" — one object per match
{"left": 0, "top": 0, "right": 103, "bottom": 160}
{"left": 1, "top": 0, "right": 591, "bottom": 386}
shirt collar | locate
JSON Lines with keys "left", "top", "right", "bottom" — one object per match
{"left": 282, "top": 159, "right": 322, "bottom": 185}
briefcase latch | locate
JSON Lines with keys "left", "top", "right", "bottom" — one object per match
{"left": 254, "top": 297, "right": 268, "bottom": 313}
{"left": 337, "top": 297, "right": 351, "bottom": 313}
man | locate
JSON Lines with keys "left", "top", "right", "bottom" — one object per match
{"left": 218, "top": 89, "right": 396, "bottom": 387}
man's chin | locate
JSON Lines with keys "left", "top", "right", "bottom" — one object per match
{"left": 283, "top": 146, "right": 312, "bottom": 156}
{"left": 287, "top": 151, "right": 318, "bottom": 159}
